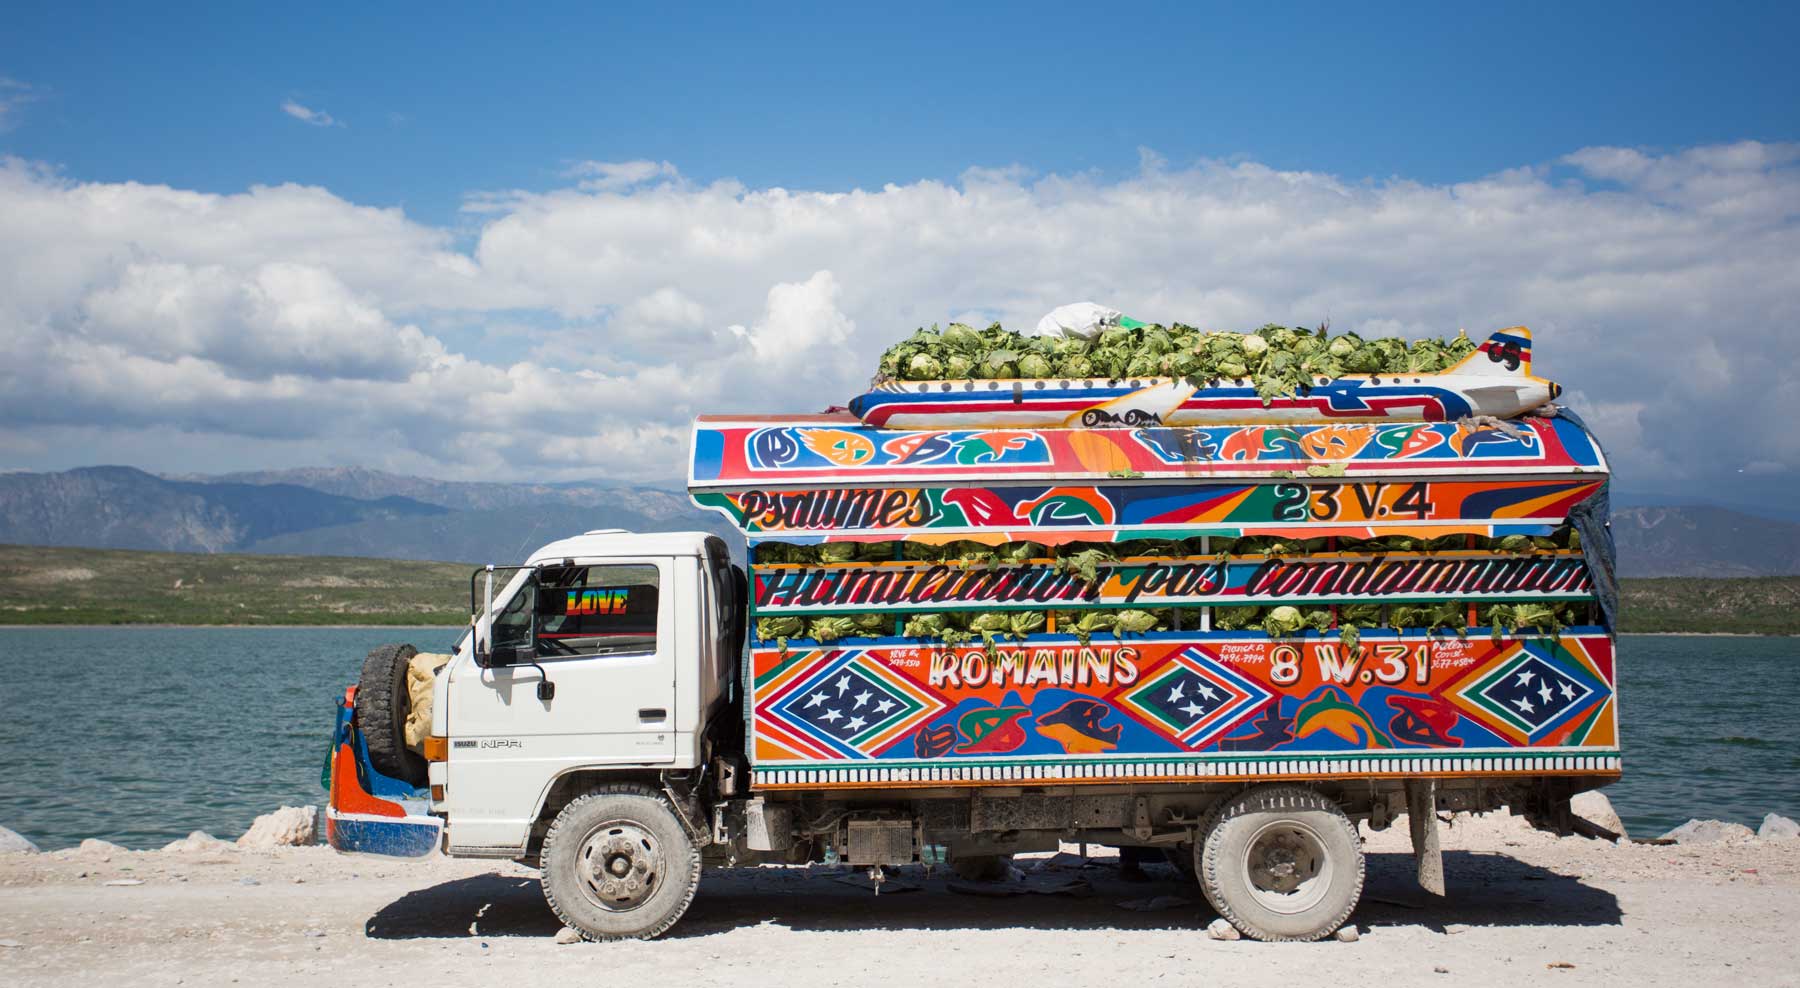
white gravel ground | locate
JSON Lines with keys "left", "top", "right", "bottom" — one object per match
{"left": 2, "top": 813, "right": 1797, "bottom": 988}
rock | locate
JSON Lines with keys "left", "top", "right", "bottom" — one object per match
{"left": 1661, "top": 819, "right": 1755, "bottom": 844}
{"left": 1030, "top": 852, "right": 1085, "bottom": 872}
{"left": 1444, "top": 923, "right": 1469, "bottom": 934}
{"left": 1571, "top": 791, "right": 1628, "bottom": 841}
{"left": 237, "top": 806, "right": 318, "bottom": 849}
{"left": 163, "top": 831, "right": 232, "bottom": 854}
{"left": 553, "top": 926, "right": 584, "bottom": 944}
{"left": 238, "top": 876, "right": 260, "bottom": 886}
{"left": 0, "top": 826, "right": 39, "bottom": 854}
{"left": 302, "top": 929, "right": 325, "bottom": 938}
{"left": 0, "top": 938, "right": 22, "bottom": 948}
{"left": 1206, "top": 918, "right": 1241, "bottom": 941}
{"left": 1334, "top": 926, "right": 1360, "bottom": 942}
{"left": 1758, "top": 814, "right": 1799, "bottom": 840}
{"left": 103, "top": 879, "right": 144, "bottom": 887}
{"left": 78, "top": 838, "right": 128, "bottom": 856}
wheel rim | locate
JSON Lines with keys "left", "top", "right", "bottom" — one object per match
{"left": 1241, "top": 819, "right": 1333, "bottom": 915}
{"left": 576, "top": 820, "right": 664, "bottom": 912}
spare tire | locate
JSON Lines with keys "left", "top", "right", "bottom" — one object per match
{"left": 355, "top": 643, "right": 426, "bottom": 787}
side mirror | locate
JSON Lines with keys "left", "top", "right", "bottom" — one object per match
{"left": 469, "top": 565, "right": 539, "bottom": 668}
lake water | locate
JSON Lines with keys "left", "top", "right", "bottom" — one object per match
{"left": 0, "top": 628, "right": 1793, "bottom": 849}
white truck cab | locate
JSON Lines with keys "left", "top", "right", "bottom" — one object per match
{"left": 429, "top": 530, "right": 739, "bottom": 855}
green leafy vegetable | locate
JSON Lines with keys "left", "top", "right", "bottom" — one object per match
{"left": 872, "top": 321, "right": 1480, "bottom": 404}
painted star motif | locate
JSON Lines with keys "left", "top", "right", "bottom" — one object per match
{"left": 1179, "top": 702, "right": 1208, "bottom": 718}
{"left": 1195, "top": 683, "right": 1219, "bottom": 701}
{"left": 874, "top": 699, "right": 896, "bottom": 714}
{"left": 852, "top": 689, "right": 873, "bottom": 709}
{"left": 1167, "top": 682, "right": 1186, "bottom": 703}
{"left": 804, "top": 691, "right": 829, "bottom": 709}
{"left": 835, "top": 674, "right": 852, "bottom": 696}
{"left": 1513, "top": 697, "right": 1535, "bottom": 714}
{"left": 844, "top": 716, "right": 867, "bottom": 732}
{"left": 1537, "top": 683, "right": 1554, "bottom": 704}
{"left": 1560, "top": 682, "right": 1577, "bottom": 701}
{"left": 820, "top": 708, "right": 843, "bottom": 723}
{"left": 1516, "top": 670, "right": 1536, "bottom": 687}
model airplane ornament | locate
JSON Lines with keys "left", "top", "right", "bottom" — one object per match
{"left": 850, "top": 328, "right": 1558, "bottom": 430}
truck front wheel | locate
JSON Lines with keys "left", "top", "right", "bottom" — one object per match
{"left": 539, "top": 786, "right": 702, "bottom": 941}
{"left": 1197, "top": 785, "right": 1363, "bottom": 942}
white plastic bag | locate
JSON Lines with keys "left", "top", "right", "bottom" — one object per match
{"left": 1032, "top": 301, "right": 1122, "bottom": 339}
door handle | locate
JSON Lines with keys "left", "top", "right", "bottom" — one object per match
{"left": 638, "top": 708, "right": 668, "bottom": 721}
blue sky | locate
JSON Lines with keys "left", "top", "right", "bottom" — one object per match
{"left": 0, "top": 4, "right": 1797, "bottom": 505}
{"left": 5, "top": 2, "right": 1797, "bottom": 224}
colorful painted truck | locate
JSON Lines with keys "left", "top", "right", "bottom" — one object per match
{"left": 325, "top": 326, "right": 1620, "bottom": 943}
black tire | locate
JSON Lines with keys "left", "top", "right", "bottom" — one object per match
{"left": 541, "top": 786, "right": 702, "bottom": 941}
{"left": 354, "top": 643, "right": 426, "bottom": 787}
{"left": 1198, "top": 785, "right": 1364, "bottom": 942}
{"left": 948, "top": 853, "right": 1013, "bottom": 882}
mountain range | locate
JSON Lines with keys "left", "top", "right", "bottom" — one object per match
{"left": 0, "top": 466, "right": 737, "bottom": 563}
{"left": 0, "top": 465, "right": 1796, "bottom": 577}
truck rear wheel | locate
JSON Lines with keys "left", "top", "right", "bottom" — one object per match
{"left": 354, "top": 643, "right": 426, "bottom": 787}
{"left": 540, "top": 786, "right": 701, "bottom": 941}
{"left": 1197, "top": 785, "right": 1363, "bottom": 942}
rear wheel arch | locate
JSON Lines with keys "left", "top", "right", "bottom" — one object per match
{"left": 525, "top": 768, "right": 668, "bottom": 862}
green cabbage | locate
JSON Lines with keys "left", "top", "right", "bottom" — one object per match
{"left": 852, "top": 613, "right": 891, "bottom": 636}
{"left": 1009, "top": 611, "right": 1047, "bottom": 637}
{"left": 1261, "top": 605, "right": 1308, "bottom": 637}
{"left": 807, "top": 616, "right": 859, "bottom": 642}
{"left": 871, "top": 321, "right": 1481, "bottom": 404}
{"left": 756, "top": 616, "right": 807, "bottom": 651}
{"left": 1110, "top": 609, "right": 1160, "bottom": 635}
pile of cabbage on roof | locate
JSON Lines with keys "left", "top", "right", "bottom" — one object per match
{"left": 874, "top": 321, "right": 1479, "bottom": 402}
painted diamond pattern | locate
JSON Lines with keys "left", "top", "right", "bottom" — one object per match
{"left": 1141, "top": 668, "right": 1231, "bottom": 726}
{"left": 765, "top": 651, "right": 945, "bottom": 759}
{"left": 1451, "top": 643, "right": 1602, "bottom": 744}
{"left": 1476, "top": 654, "right": 1592, "bottom": 733}
{"left": 1115, "top": 646, "right": 1272, "bottom": 749}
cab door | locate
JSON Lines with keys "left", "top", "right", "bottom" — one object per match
{"left": 444, "top": 557, "right": 677, "bottom": 850}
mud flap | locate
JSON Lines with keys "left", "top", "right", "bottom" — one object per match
{"left": 324, "top": 688, "right": 442, "bottom": 858}
{"left": 1407, "top": 779, "right": 1445, "bottom": 896}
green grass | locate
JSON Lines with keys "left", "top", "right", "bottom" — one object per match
{"left": 3, "top": 543, "right": 1796, "bottom": 632}
{"left": 1615, "top": 576, "right": 1800, "bottom": 635}
{"left": 0, "top": 544, "right": 474, "bottom": 625}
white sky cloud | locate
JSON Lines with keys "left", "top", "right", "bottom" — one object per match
{"left": 279, "top": 99, "right": 339, "bottom": 128}
{"left": 0, "top": 144, "right": 1795, "bottom": 492}
{"left": 0, "top": 77, "right": 40, "bottom": 133}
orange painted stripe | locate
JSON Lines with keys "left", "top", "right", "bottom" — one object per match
{"left": 329, "top": 744, "right": 406, "bottom": 818}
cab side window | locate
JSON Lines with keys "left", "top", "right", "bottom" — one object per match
{"left": 534, "top": 564, "right": 660, "bottom": 657}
